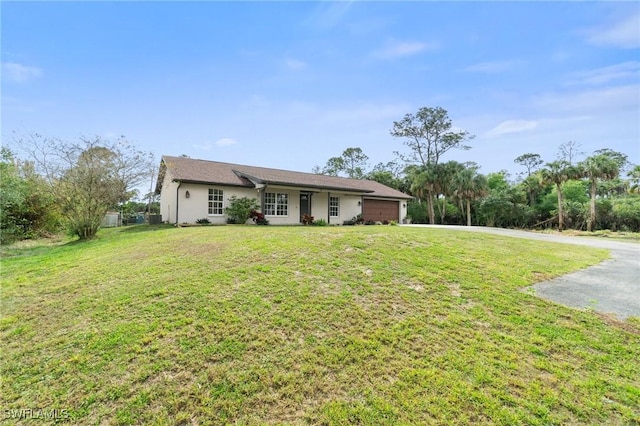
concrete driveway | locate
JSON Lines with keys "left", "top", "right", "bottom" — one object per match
{"left": 403, "top": 225, "right": 640, "bottom": 320}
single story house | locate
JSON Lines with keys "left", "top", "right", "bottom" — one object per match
{"left": 156, "top": 155, "right": 412, "bottom": 225}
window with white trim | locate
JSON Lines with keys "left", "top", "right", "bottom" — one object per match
{"left": 264, "top": 192, "right": 288, "bottom": 216}
{"left": 329, "top": 196, "right": 339, "bottom": 217}
{"left": 208, "top": 188, "right": 224, "bottom": 215}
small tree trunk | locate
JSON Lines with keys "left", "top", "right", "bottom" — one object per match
{"left": 556, "top": 183, "right": 564, "bottom": 232}
{"left": 439, "top": 195, "right": 447, "bottom": 224}
{"left": 426, "top": 192, "right": 436, "bottom": 224}
{"left": 466, "top": 199, "right": 471, "bottom": 226}
{"left": 588, "top": 180, "right": 597, "bottom": 232}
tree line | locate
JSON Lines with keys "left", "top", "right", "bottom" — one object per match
{"left": 2, "top": 107, "right": 638, "bottom": 244}
{"left": 314, "top": 107, "right": 639, "bottom": 232}
{"left": 1, "top": 135, "right": 155, "bottom": 243}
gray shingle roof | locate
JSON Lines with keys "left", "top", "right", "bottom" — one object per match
{"left": 158, "top": 155, "right": 411, "bottom": 199}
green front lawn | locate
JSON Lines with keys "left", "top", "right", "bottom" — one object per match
{"left": 1, "top": 226, "right": 638, "bottom": 425}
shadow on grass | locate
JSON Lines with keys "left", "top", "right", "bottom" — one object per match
{"left": 0, "top": 225, "right": 175, "bottom": 258}
{"left": 0, "top": 236, "right": 73, "bottom": 258}
{"left": 117, "top": 224, "right": 175, "bottom": 234}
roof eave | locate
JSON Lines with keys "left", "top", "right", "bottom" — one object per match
{"left": 232, "top": 170, "right": 266, "bottom": 186}
{"left": 364, "top": 194, "right": 413, "bottom": 200}
{"left": 171, "top": 178, "right": 254, "bottom": 188}
{"left": 265, "top": 180, "right": 376, "bottom": 194}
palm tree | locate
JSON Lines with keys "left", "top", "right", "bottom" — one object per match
{"left": 578, "top": 154, "right": 620, "bottom": 232}
{"left": 409, "top": 165, "right": 438, "bottom": 224}
{"left": 434, "top": 161, "right": 465, "bottom": 224}
{"left": 628, "top": 165, "right": 640, "bottom": 194}
{"left": 540, "top": 161, "right": 572, "bottom": 232}
{"left": 520, "top": 172, "right": 545, "bottom": 206}
{"left": 453, "top": 167, "right": 488, "bottom": 226}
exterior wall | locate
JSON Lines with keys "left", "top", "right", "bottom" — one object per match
{"left": 323, "top": 192, "right": 361, "bottom": 224}
{"left": 312, "top": 192, "right": 328, "bottom": 223}
{"left": 400, "top": 199, "right": 408, "bottom": 222}
{"left": 275, "top": 190, "right": 361, "bottom": 225}
{"left": 179, "top": 184, "right": 260, "bottom": 224}
{"left": 260, "top": 186, "right": 299, "bottom": 225}
{"left": 159, "top": 175, "right": 409, "bottom": 225}
{"left": 159, "top": 171, "right": 179, "bottom": 224}
{"left": 242, "top": 186, "right": 363, "bottom": 225}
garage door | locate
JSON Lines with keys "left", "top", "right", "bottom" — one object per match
{"left": 362, "top": 199, "right": 399, "bottom": 222}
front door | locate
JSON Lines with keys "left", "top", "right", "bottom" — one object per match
{"left": 300, "top": 193, "right": 311, "bottom": 222}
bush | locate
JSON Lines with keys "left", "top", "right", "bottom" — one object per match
{"left": 312, "top": 218, "right": 328, "bottom": 226}
{"left": 611, "top": 196, "right": 640, "bottom": 232}
{"left": 1, "top": 148, "right": 61, "bottom": 244}
{"left": 224, "top": 196, "right": 260, "bottom": 224}
{"left": 407, "top": 200, "right": 428, "bottom": 224}
{"left": 196, "top": 218, "right": 212, "bottom": 224}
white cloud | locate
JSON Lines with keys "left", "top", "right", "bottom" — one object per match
{"left": 192, "top": 138, "right": 237, "bottom": 151}
{"left": 373, "top": 40, "right": 438, "bottom": 59}
{"left": 2, "top": 62, "right": 43, "bottom": 83}
{"left": 586, "top": 13, "right": 640, "bottom": 49}
{"left": 346, "top": 16, "right": 394, "bottom": 36}
{"left": 535, "top": 84, "right": 640, "bottom": 113}
{"left": 567, "top": 61, "right": 640, "bottom": 86}
{"left": 303, "top": 1, "right": 355, "bottom": 30}
{"left": 215, "top": 138, "right": 237, "bottom": 147}
{"left": 486, "top": 120, "right": 538, "bottom": 137}
{"left": 462, "top": 60, "right": 525, "bottom": 73}
{"left": 284, "top": 58, "right": 308, "bottom": 71}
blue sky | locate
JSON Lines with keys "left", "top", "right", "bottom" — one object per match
{"left": 2, "top": 1, "right": 639, "bottom": 181}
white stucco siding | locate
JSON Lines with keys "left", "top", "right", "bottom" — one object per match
{"left": 177, "top": 184, "right": 260, "bottom": 224}
{"left": 159, "top": 171, "right": 179, "bottom": 224}
{"left": 159, "top": 175, "right": 409, "bottom": 225}
{"left": 261, "top": 187, "right": 299, "bottom": 225}
{"left": 260, "top": 188, "right": 362, "bottom": 225}
{"left": 339, "top": 194, "right": 362, "bottom": 223}
{"left": 326, "top": 193, "right": 361, "bottom": 224}
{"left": 296, "top": 192, "right": 360, "bottom": 224}
{"left": 401, "top": 200, "right": 408, "bottom": 222}
{"left": 312, "top": 192, "right": 328, "bottom": 223}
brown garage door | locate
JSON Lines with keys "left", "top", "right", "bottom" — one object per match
{"left": 362, "top": 199, "right": 399, "bottom": 222}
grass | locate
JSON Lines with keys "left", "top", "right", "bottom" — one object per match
{"left": 535, "top": 228, "right": 640, "bottom": 243}
{"left": 1, "top": 225, "right": 639, "bottom": 425}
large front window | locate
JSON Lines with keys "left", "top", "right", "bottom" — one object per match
{"left": 329, "top": 196, "right": 339, "bottom": 217}
{"left": 208, "top": 188, "right": 224, "bottom": 215}
{"left": 264, "top": 192, "right": 288, "bottom": 216}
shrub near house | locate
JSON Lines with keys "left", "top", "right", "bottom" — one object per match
{"left": 224, "top": 196, "right": 260, "bottom": 224}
